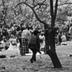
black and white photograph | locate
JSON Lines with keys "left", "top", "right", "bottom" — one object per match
{"left": 0, "top": 0, "right": 72, "bottom": 72}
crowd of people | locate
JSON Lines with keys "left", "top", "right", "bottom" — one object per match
{"left": 0, "top": 24, "right": 45, "bottom": 63}
{"left": 0, "top": 23, "right": 72, "bottom": 62}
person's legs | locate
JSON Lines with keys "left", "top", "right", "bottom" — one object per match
{"left": 30, "top": 50, "right": 37, "bottom": 63}
{"left": 30, "top": 50, "right": 34, "bottom": 63}
{"left": 33, "top": 51, "right": 37, "bottom": 61}
{"left": 29, "top": 44, "right": 37, "bottom": 63}
{"left": 21, "top": 38, "right": 27, "bottom": 55}
{"left": 19, "top": 45, "right": 22, "bottom": 56}
{"left": 24, "top": 39, "right": 29, "bottom": 53}
{"left": 20, "top": 49, "right": 25, "bottom": 56}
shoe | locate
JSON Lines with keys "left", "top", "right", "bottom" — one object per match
{"left": 34, "top": 59, "right": 36, "bottom": 61}
{"left": 34, "top": 57, "right": 36, "bottom": 61}
{"left": 30, "top": 59, "right": 33, "bottom": 63}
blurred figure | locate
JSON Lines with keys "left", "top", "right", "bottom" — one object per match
{"left": 19, "top": 28, "right": 31, "bottom": 56}
{"left": 58, "top": 32, "right": 62, "bottom": 45}
{"left": 61, "top": 33, "right": 66, "bottom": 42}
{"left": 39, "top": 32, "right": 45, "bottom": 43}
{"left": 39, "top": 32, "right": 45, "bottom": 52}
{"left": 29, "top": 30, "right": 40, "bottom": 63}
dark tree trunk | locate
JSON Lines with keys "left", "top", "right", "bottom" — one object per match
{"left": 45, "top": 34, "right": 62, "bottom": 68}
{"left": 16, "top": 0, "right": 62, "bottom": 68}
{"left": 47, "top": 50, "right": 62, "bottom": 68}
{"left": 44, "top": 29, "right": 49, "bottom": 53}
{"left": 44, "top": 25, "right": 62, "bottom": 68}
{"left": 50, "top": 28, "right": 56, "bottom": 52}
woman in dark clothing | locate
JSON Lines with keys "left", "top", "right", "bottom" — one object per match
{"left": 29, "top": 30, "right": 41, "bottom": 63}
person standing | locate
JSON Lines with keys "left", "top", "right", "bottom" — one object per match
{"left": 19, "top": 28, "right": 31, "bottom": 56}
{"left": 58, "top": 32, "right": 62, "bottom": 45}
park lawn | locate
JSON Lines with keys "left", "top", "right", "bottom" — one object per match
{"left": 0, "top": 41, "right": 72, "bottom": 72}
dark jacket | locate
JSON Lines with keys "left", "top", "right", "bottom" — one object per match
{"left": 29, "top": 35, "right": 40, "bottom": 53}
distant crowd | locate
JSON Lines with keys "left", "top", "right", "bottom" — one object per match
{"left": 0, "top": 24, "right": 45, "bottom": 63}
{"left": 0, "top": 23, "right": 72, "bottom": 62}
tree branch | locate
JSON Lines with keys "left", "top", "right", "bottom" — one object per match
{"left": 31, "top": 7, "right": 47, "bottom": 25}
{"left": 33, "top": 0, "right": 46, "bottom": 8}
{"left": 14, "top": 2, "right": 47, "bottom": 25}
{"left": 54, "top": 0, "right": 58, "bottom": 22}
{"left": 50, "top": 0, "right": 54, "bottom": 28}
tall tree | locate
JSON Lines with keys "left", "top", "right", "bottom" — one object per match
{"left": 15, "top": 0, "right": 62, "bottom": 68}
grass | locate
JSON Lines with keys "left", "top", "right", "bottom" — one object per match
{"left": 0, "top": 41, "right": 72, "bottom": 72}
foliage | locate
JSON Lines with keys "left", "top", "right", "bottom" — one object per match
{"left": 0, "top": 0, "right": 72, "bottom": 30}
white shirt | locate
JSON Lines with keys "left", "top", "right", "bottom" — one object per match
{"left": 69, "top": 26, "right": 72, "bottom": 34}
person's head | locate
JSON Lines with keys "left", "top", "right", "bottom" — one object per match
{"left": 33, "top": 30, "right": 39, "bottom": 36}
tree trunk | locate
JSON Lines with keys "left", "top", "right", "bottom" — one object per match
{"left": 50, "top": 28, "right": 56, "bottom": 52}
{"left": 44, "top": 29, "right": 49, "bottom": 53}
{"left": 44, "top": 25, "right": 62, "bottom": 68}
{"left": 47, "top": 50, "right": 62, "bottom": 68}
{"left": 11, "top": 0, "right": 62, "bottom": 68}
{"left": 45, "top": 35, "right": 62, "bottom": 68}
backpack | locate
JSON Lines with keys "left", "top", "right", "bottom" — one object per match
{"left": 29, "top": 34, "right": 37, "bottom": 45}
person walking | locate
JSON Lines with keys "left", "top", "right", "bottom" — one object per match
{"left": 29, "top": 30, "right": 41, "bottom": 63}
